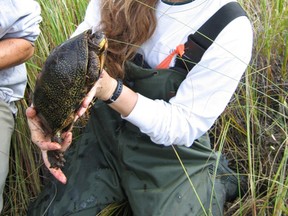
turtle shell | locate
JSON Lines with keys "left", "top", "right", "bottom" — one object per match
{"left": 33, "top": 29, "right": 107, "bottom": 138}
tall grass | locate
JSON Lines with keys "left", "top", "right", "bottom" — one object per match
{"left": 213, "top": 0, "right": 288, "bottom": 215}
{"left": 1, "top": 0, "right": 287, "bottom": 215}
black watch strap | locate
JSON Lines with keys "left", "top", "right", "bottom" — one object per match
{"left": 104, "top": 79, "right": 123, "bottom": 104}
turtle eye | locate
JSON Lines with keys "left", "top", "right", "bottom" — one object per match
{"left": 94, "top": 31, "right": 104, "bottom": 40}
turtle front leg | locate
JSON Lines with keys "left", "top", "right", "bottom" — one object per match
{"left": 47, "top": 132, "right": 66, "bottom": 169}
{"left": 47, "top": 150, "right": 66, "bottom": 169}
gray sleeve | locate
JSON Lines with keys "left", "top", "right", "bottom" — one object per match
{"left": 0, "top": 0, "right": 42, "bottom": 43}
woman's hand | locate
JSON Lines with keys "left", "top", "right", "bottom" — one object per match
{"left": 26, "top": 106, "right": 73, "bottom": 184}
{"left": 77, "top": 69, "right": 138, "bottom": 118}
{"left": 26, "top": 71, "right": 116, "bottom": 184}
{"left": 76, "top": 69, "right": 117, "bottom": 117}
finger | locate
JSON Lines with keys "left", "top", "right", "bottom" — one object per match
{"left": 42, "top": 150, "right": 67, "bottom": 184}
{"left": 76, "top": 106, "right": 87, "bottom": 118}
{"left": 60, "top": 132, "right": 73, "bottom": 152}
{"left": 26, "top": 106, "right": 61, "bottom": 150}
{"left": 77, "top": 84, "right": 98, "bottom": 117}
{"left": 83, "top": 85, "right": 97, "bottom": 108}
{"left": 38, "top": 141, "right": 62, "bottom": 151}
{"left": 49, "top": 168, "right": 67, "bottom": 185}
{"left": 26, "top": 107, "right": 48, "bottom": 142}
{"left": 73, "top": 115, "right": 79, "bottom": 122}
{"left": 26, "top": 106, "right": 36, "bottom": 118}
{"left": 26, "top": 107, "right": 42, "bottom": 130}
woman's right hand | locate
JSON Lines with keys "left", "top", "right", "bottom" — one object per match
{"left": 26, "top": 106, "right": 72, "bottom": 184}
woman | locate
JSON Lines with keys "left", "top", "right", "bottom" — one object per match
{"left": 27, "top": 0, "right": 253, "bottom": 215}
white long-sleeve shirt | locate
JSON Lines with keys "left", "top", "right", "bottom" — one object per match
{"left": 73, "top": 0, "right": 253, "bottom": 147}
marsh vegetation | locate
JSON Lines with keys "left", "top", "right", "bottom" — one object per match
{"left": 1, "top": 0, "right": 287, "bottom": 215}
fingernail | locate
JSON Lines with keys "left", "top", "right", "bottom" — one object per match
{"left": 74, "top": 115, "right": 79, "bottom": 122}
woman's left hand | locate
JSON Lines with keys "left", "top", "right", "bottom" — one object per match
{"left": 76, "top": 69, "right": 117, "bottom": 118}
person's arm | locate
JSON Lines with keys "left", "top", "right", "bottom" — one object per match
{"left": 0, "top": 0, "right": 42, "bottom": 69}
{"left": 80, "top": 17, "right": 253, "bottom": 147}
{"left": 0, "top": 38, "right": 35, "bottom": 70}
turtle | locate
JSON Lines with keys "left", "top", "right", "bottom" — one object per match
{"left": 32, "top": 29, "right": 108, "bottom": 169}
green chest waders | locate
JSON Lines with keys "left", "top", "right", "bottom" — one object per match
{"left": 28, "top": 64, "right": 224, "bottom": 216}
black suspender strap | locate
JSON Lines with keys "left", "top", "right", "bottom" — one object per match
{"left": 174, "top": 2, "right": 247, "bottom": 72}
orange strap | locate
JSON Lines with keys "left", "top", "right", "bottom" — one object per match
{"left": 156, "top": 44, "right": 185, "bottom": 69}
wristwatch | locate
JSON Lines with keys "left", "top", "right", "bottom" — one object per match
{"left": 104, "top": 79, "right": 123, "bottom": 104}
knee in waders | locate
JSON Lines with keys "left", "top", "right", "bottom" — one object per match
{"left": 210, "top": 156, "right": 247, "bottom": 202}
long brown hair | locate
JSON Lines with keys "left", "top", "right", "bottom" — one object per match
{"left": 100, "top": 0, "right": 158, "bottom": 78}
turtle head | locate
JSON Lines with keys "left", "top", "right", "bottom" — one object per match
{"left": 89, "top": 30, "right": 108, "bottom": 71}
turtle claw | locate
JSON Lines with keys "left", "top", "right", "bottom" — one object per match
{"left": 47, "top": 150, "right": 66, "bottom": 169}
